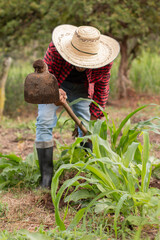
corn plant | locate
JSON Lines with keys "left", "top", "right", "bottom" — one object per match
{"left": 51, "top": 104, "right": 160, "bottom": 238}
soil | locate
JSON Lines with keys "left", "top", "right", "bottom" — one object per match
{"left": 0, "top": 94, "right": 160, "bottom": 159}
{"left": 0, "top": 94, "right": 160, "bottom": 236}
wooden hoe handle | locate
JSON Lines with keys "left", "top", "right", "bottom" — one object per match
{"left": 62, "top": 102, "right": 88, "bottom": 135}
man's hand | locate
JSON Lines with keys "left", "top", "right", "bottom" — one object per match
{"left": 55, "top": 88, "right": 67, "bottom": 106}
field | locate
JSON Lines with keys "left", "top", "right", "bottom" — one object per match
{"left": 0, "top": 95, "right": 160, "bottom": 240}
{"left": 1, "top": 0, "right": 160, "bottom": 237}
{"left": 0, "top": 51, "right": 160, "bottom": 239}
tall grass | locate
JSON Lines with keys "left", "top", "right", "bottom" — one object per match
{"left": 5, "top": 60, "right": 33, "bottom": 115}
{"left": 110, "top": 50, "right": 160, "bottom": 98}
{"left": 4, "top": 51, "right": 160, "bottom": 115}
{"left": 130, "top": 51, "right": 160, "bottom": 94}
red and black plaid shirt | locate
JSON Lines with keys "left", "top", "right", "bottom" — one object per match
{"left": 44, "top": 42, "right": 113, "bottom": 119}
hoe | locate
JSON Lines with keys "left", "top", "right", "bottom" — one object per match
{"left": 24, "top": 59, "right": 87, "bottom": 135}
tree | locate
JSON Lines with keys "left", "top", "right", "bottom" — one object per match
{"left": 0, "top": 57, "right": 12, "bottom": 118}
{"left": 1, "top": 0, "right": 160, "bottom": 104}
{"left": 51, "top": 0, "right": 160, "bottom": 98}
{"left": 0, "top": 0, "right": 58, "bottom": 115}
{"left": 0, "top": 0, "right": 50, "bottom": 54}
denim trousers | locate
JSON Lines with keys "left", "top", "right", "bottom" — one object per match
{"left": 35, "top": 81, "right": 90, "bottom": 148}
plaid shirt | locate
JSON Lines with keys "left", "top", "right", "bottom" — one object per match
{"left": 44, "top": 42, "right": 113, "bottom": 119}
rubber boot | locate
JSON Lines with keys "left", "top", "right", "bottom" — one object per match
{"left": 36, "top": 146, "right": 53, "bottom": 188}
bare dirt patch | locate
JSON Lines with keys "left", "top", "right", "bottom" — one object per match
{"left": 0, "top": 189, "right": 76, "bottom": 232}
{"left": 0, "top": 126, "right": 34, "bottom": 159}
{"left": 0, "top": 190, "right": 55, "bottom": 231}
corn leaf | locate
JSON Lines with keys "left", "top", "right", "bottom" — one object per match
{"left": 141, "top": 132, "right": 151, "bottom": 192}
{"left": 126, "top": 173, "right": 136, "bottom": 194}
{"left": 136, "top": 117, "right": 160, "bottom": 134}
{"left": 68, "top": 207, "right": 86, "bottom": 230}
{"left": 123, "top": 142, "right": 139, "bottom": 167}
{"left": 51, "top": 165, "right": 88, "bottom": 230}
{"left": 112, "top": 105, "right": 148, "bottom": 146}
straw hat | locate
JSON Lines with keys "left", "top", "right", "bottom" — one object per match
{"left": 52, "top": 24, "right": 120, "bottom": 69}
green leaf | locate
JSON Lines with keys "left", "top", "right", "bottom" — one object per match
{"left": 122, "top": 119, "right": 131, "bottom": 136}
{"left": 19, "top": 230, "right": 50, "bottom": 240}
{"left": 136, "top": 117, "right": 160, "bottom": 134}
{"left": 126, "top": 215, "right": 160, "bottom": 226}
{"left": 51, "top": 164, "right": 89, "bottom": 230}
{"left": 123, "top": 142, "right": 139, "bottom": 167}
{"left": 112, "top": 105, "right": 148, "bottom": 146}
{"left": 78, "top": 162, "right": 116, "bottom": 190}
{"left": 152, "top": 165, "right": 160, "bottom": 179}
{"left": 64, "top": 189, "right": 96, "bottom": 203}
{"left": 127, "top": 173, "right": 136, "bottom": 195}
{"left": 68, "top": 208, "right": 86, "bottom": 230}
{"left": 95, "top": 198, "right": 116, "bottom": 214}
{"left": 132, "top": 192, "right": 151, "bottom": 205}
{"left": 0, "top": 153, "right": 22, "bottom": 162}
{"left": 141, "top": 132, "right": 152, "bottom": 192}
{"left": 0, "top": 158, "right": 13, "bottom": 169}
{"left": 0, "top": 180, "right": 10, "bottom": 190}
{"left": 114, "top": 193, "right": 129, "bottom": 238}
{"left": 91, "top": 135, "right": 101, "bottom": 158}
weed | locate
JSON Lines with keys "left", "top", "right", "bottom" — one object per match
{"left": 0, "top": 227, "right": 111, "bottom": 240}
{"left": 0, "top": 116, "right": 36, "bottom": 134}
{"left": 0, "top": 201, "right": 8, "bottom": 218}
{"left": 0, "top": 148, "right": 40, "bottom": 190}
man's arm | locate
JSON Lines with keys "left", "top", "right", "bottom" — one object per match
{"left": 90, "top": 63, "right": 113, "bottom": 119}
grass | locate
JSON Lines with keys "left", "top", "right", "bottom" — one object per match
{"left": 5, "top": 60, "right": 34, "bottom": 116}
{"left": 130, "top": 51, "right": 160, "bottom": 94}
{"left": 0, "top": 115, "right": 36, "bottom": 132}
{"left": 0, "top": 228, "right": 111, "bottom": 240}
{"left": 109, "top": 50, "right": 160, "bottom": 98}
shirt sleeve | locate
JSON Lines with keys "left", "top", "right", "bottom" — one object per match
{"left": 43, "top": 42, "right": 62, "bottom": 78}
{"left": 43, "top": 42, "right": 55, "bottom": 74}
{"left": 90, "top": 62, "right": 113, "bottom": 119}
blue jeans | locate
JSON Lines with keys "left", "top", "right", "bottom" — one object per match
{"left": 35, "top": 81, "right": 90, "bottom": 148}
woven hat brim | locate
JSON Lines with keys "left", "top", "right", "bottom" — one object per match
{"left": 52, "top": 24, "right": 120, "bottom": 69}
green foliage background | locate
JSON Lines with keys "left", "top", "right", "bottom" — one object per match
{"left": 4, "top": 50, "right": 160, "bottom": 115}
{"left": 0, "top": 0, "right": 160, "bottom": 113}
{"left": 1, "top": 0, "right": 160, "bottom": 57}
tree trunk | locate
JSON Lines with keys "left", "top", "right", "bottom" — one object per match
{"left": 0, "top": 57, "right": 12, "bottom": 118}
{"left": 117, "top": 39, "right": 132, "bottom": 98}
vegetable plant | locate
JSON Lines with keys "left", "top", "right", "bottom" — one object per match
{"left": 51, "top": 104, "right": 160, "bottom": 238}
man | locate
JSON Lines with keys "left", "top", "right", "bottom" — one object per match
{"left": 35, "top": 24, "right": 120, "bottom": 188}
